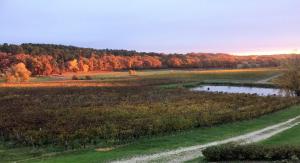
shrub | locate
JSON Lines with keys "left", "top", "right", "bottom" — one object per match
{"left": 72, "top": 75, "right": 79, "bottom": 80}
{"left": 85, "top": 75, "right": 92, "bottom": 80}
{"left": 128, "top": 70, "right": 136, "bottom": 76}
{"left": 203, "top": 144, "right": 300, "bottom": 161}
{"left": 5, "top": 63, "right": 31, "bottom": 82}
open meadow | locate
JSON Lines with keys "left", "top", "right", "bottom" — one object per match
{"left": 0, "top": 68, "right": 280, "bottom": 87}
{"left": 1, "top": 68, "right": 300, "bottom": 162}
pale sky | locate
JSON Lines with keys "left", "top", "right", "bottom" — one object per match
{"left": 0, "top": 0, "right": 300, "bottom": 54}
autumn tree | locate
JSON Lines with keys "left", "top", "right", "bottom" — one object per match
{"left": 87, "top": 54, "right": 98, "bottom": 71}
{"left": 39, "top": 55, "right": 54, "bottom": 75}
{"left": 78, "top": 57, "right": 90, "bottom": 72}
{"left": 5, "top": 63, "right": 31, "bottom": 82}
{"left": 67, "top": 59, "right": 79, "bottom": 72}
{"left": 142, "top": 56, "right": 162, "bottom": 68}
{"left": 0, "top": 52, "right": 10, "bottom": 72}
{"left": 275, "top": 55, "right": 300, "bottom": 96}
{"left": 168, "top": 56, "right": 183, "bottom": 68}
{"left": 0, "top": 43, "right": 291, "bottom": 76}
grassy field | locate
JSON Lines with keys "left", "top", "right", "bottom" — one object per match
{"left": 61, "top": 68, "right": 281, "bottom": 84}
{"left": 0, "top": 67, "right": 294, "bottom": 163}
{"left": 261, "top": 124, "right": 300, "bottom": 146}
{"left": 0, "top": 68, "right": 280, "bottom": 87}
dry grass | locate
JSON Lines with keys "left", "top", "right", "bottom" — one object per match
{"left": 0, "top": 68, "right": 280, "bottom": 88}
{"left": 61, "top": 68, "right": 279, "bottom": 76}
{"left": 189, "top": 68, "right": 280, "bottom": 74}
{"left": 0, "top": 81, "right": 128, "bottom": 88}
{"left": 95, "top": 147, "right": 115, "bottom": 152}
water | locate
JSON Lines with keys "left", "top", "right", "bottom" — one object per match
{"left": 191, "top": 85, "right": 285, "bottom": 96}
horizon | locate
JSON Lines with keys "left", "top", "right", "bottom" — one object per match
{"left": 1, "top": 0, "right": 300, "bottom": 55}
{"left": 1, "top": 42, "right": 299, "bottom": 56}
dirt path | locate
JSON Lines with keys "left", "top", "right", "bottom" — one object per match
{"left": 112, "top": 115, "right": 300, "bottom": 163}
{"left": 256, "top": 74, "right": 282, "bottom": 84}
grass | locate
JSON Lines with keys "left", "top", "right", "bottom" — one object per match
{"left": 261, "top": 124, "right": 300, "bottom": 146}
{"left": 1, "top": 105, "right": 297, "bottom": 163}
{"left": 184, "top": 157, "right": 206, "bottom": 163}
{"left": 135, "top": 68, "right": 280, "bottom": 87}
{"left": 0, "top": 144, "right": 52, "bottom": 163}
{"left": 0, "top": 67, "right": 280, "bottom": 84}
{"left": 58, "top": 68, "right": 280, "bottom": 81}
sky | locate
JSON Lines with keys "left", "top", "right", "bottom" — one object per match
{"left": 0, "top": 0, "right": 300, "bottom": 55}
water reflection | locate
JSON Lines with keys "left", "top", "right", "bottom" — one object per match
{"left": 191, "top": 85, "right": 287, "bottom": 96}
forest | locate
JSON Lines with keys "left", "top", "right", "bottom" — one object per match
{"left": 0, "top": 43, "right": 292, "bottom": 76}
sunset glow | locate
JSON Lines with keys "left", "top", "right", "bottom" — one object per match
{"left": 233, "top": 49, "right": 300, "bottom": 56}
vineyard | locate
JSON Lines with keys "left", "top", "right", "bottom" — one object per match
{"left": 0, "top": 86, "right": 296, "bottom": 148}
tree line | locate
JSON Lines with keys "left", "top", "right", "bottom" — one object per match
{"left": 0, "top": 43, "right": 292, "bottom": 76}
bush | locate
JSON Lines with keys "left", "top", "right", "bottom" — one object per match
{"left": 72, "top": 75, "right": 79, "bottom": 80}
{"left": 203, "top": 144, "right": 300, "bottom": 161}
{"left": 128, "top": 70, "right": 136, "bottom": 76}
{"left": 85, "top": 75, "right": 92, "bottom": 80}
{"left": 5, "top": 63, "right": 31, "bottom": 82}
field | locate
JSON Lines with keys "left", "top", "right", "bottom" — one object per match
{"left": 0, "top": 68, "right": 298, "bottom": 162}
{"left": 0, "top": 68, "right": 280, "bottom": 87}
{"left": 261, "top": 124, "right": 300, "bottom": 146}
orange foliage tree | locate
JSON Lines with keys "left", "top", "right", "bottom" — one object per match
{"left": 67, "top": 59, "right": 79, "bottom": 72}
{"left": 5, "top": 63, "right": 31, "bottom": 82}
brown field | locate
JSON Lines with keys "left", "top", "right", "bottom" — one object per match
{"left": 0, "top": 81, "right": 126, "bottom": 88}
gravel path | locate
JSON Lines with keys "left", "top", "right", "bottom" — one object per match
{"left": 112, "top": 115, "right": 300, "bottom": 163}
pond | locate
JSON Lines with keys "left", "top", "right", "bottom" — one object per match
{"left": 191, "top": 85, "right": 286, "bottom": 96}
